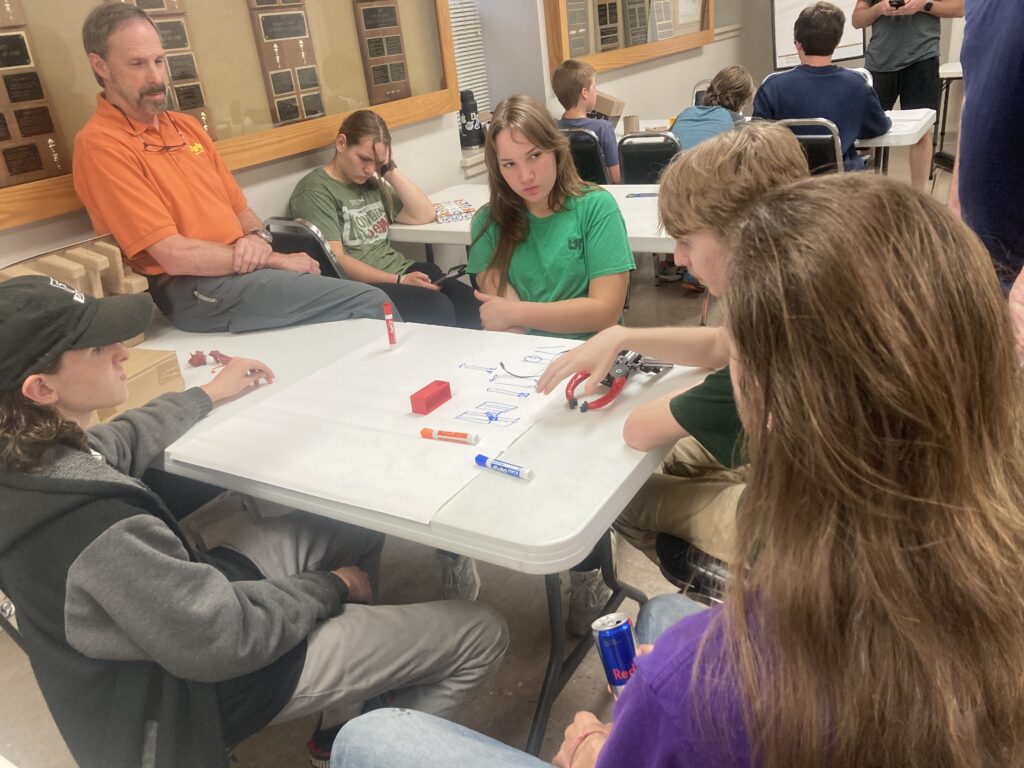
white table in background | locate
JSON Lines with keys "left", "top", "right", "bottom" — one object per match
{"left": 144, "top": 319, "right": 702, "bottom": 752}
{"left": 937, "top": 62, "right": 962, "bottom": 153}
{"left": 856, "top": 108, "right": 936, "bottom": 174}
{"left": 391, "top": 183, "right": 674, "bottom": 255}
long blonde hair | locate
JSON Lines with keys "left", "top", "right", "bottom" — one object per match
{"left": 718, "top": 173, "right": 1024, "bottom": 767}
{"left": 475, "top": 94, "right": 588, "bottom": 295}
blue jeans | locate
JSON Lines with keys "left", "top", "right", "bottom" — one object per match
{"left": 331, "top": 595, "right": 705, "bottom": 767}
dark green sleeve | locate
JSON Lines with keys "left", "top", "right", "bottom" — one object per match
{"left": 467, "top": 206, "right": 497, "bottom": 274}
{"left": 668, "top": 366, "right": 744, "bottom": 468}
{"left": 288, "top": 183, "right": 343, "bottom": 242}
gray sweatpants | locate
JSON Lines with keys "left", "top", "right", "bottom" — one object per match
{"left": 215, "top": 506, "right": 508, "bottom": 728}
{"left": 154, "top": 270, "right": 398, "bottom": 333}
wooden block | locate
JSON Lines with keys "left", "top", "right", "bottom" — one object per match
{"left": 31, "top": 254, "right": 86, "bottom": 291}
{"left": 95, "top": 348, "right": 184, "bottom": 422}
{"left": 0, "top": 263, "right": 45, "bottom": 282}
{"left": 90, "top": 240, "right": 128, "bottom": 293}
{"left": 410, "top": 380, "right": 452, "bottom": 415}
{"left": 114, "top": 273, "right": 149, "bottom": 295}
{"left": 124, "top": 332, "right": 145, "bottom": 348}
{"left": 59, "top": 246, "right": 105, "bottom": 296}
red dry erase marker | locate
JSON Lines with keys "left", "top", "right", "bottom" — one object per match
{"left": 383, "top": 302, "right": 397, "bottom": 348}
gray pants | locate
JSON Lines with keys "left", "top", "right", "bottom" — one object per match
{"left": 154, "top": 270, "right": 398, "bottom": 333}
{"left": 216, "top": 507, "right": 509, "bottom": 728}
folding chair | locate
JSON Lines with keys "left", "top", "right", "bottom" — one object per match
{"left": 778, "top": 117, "right": 844, "bottom": 175}
{"left": 561, "top": 128, "right": 611, "bottom": 185}
{"left": 692, "top": 78, "right": 712, "bottom": 107}
{"left": 617, "top": 131, "right": 681, "bottom": 185}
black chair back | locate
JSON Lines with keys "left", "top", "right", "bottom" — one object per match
{"left": 264, "top": 217, "right": 346, "bottom": 278}
{"left": 692, "top": 78, "right": 711, "bottom": 107}
{"left": 778, "top": 118, "right": 844, "bottom": 176}
{"left": 618, "top": 132, "right": 681, "bottom": 185}
{"left": 561, "top": 128, "right": 610, "bottom": 185}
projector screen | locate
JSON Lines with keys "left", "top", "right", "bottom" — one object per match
{"left": 771, "top": 0, "right": 866, "bottom": 70}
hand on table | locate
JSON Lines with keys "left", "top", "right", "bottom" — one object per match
{"left": 400, "top": 270, "right": 440, "bottom": 290}
{"left": 200, "top": 357, "right": 275, "bottom": 404}
{"left": 331, "top": 565, "right": 373, "bottom": 603}
{"left": 232, "top": 234, "right": 272, "bottom": 273}
{"left": 552, "top": 711, "right": 612, "bottom": 768}
{"left": 474, "top": 289, "right": 524, "bottom": 332}
{"left": 536, "top": 326, "right": 626, "bottom": 395}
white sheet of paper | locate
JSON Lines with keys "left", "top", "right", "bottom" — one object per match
{"left": 168, "top": 325, "right": 580, "bottom": 523}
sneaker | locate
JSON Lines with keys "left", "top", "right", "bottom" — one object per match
{"left": 438, "top": 552, "right": 480, "bottom": 601}
{"left": 567, "top": 568, "right": 612, "bottom": 636}
{"left": 307, "top": 723, "right": 342, "bottom": 768}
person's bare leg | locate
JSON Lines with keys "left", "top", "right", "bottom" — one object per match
{"left": 909, "top": 133, "right": 933, "bottom": 191}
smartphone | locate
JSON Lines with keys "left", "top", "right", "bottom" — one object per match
{"left": 433, "top": 264, "right": 468, "bottom": 284}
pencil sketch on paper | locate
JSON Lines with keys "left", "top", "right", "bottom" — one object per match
{"left": 456, "top": 401, "right": 520, "bottom": 427}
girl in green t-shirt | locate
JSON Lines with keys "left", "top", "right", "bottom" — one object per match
{"left": 468, "top": 95, "right": 635, "bottom": 341}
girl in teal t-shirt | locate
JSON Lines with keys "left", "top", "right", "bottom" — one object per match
{"left": 468, "top": 95, "right": 634, "bottom": 340}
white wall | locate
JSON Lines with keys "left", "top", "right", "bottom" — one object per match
{"left": 476, "top": 0, "right": 549, "bottom": 104}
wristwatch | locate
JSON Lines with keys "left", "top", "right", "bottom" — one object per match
{"left": 248, "top": 228, "right": 273, "bottom": 246}
{"left": 378, "top": 159, "right": 397, "bottom": 176}
{"left": 923, "top": 1, "right": 933, "bottom": 11}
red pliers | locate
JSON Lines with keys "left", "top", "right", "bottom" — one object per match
{"left": 565, "top": 351, "right": 673, "bottom": 413}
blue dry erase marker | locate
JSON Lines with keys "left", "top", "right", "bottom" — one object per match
{"left": 475, "top": 453, "right": 533, "bottom": 481}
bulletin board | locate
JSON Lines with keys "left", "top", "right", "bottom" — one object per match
{"left": 771, "top": 0, "right": 865, "bottom": 70}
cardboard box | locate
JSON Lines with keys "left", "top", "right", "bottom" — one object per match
{"left": 589, "top": 90, "right": 625, "bottom": 128}
{"left": 95, "top": 348, "right": 185, "bottom": 423}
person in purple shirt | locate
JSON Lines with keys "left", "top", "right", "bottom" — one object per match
{"left": 329, "top": 173, "right": 1024, "bottom": 768}
{"left": 753, "top": 2, "right": 890, "bottom": 171}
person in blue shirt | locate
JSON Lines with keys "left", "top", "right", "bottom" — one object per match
{"left": 552, "top": 59, "right": 620, "bottom": 183}
{"left": 671, "top": 65, "right": 753, "bottom": 151}
{"left": 753, "top": 1, "right": 890, "bottom": 171}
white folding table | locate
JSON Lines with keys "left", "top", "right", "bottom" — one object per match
{"left": 145, "top": 319, "right": 703, "bottom": 752}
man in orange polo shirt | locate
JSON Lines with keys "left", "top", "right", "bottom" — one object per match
{"left": 72, "top": 3, "right": 394, "bottom": 333}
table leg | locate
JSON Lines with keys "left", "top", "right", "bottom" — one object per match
{"left": 881, "top": 146, "right": 890, "bottom": 175}
{"left": 525, "top": 532, "right": 648, "bottom": 755}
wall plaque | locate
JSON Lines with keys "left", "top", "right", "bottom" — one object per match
{"left": 173, "top": 83, "right": 205, "bottom": 111}
{"left": 3, "top": 71, "right": 42, "bottom": 102}
{"left": 155, "top": 19, "right": 189, "bottom": 51}
{"left": 14, "top": 105, "right": 52, "bottom": 137}
{"left": 353, "top": 0, "right": 410, "bottom": 105}
{"left": 0, "top": 32, "right": 30, "bottom": 69}
{"left": 3, "top": 142, "right": 41, "bottom": 174}
{"left": 301, "top": 91, "right": 323, "bottom": 118}
{"left": 269, "top": 69, "right": 295, "bottom": 96}
{"left": 259, "top": 12, "right": 308, "bottom": 42}
{"left": 136, "top": 0, "right": 167, "bottom": 10}
{"left": 296, "top": 65, "right": 318, "bottom": 90}
{"left": 166, "top": 52, "right": 197, "bottom": 81}
{"left": 275, "top": 96, "right": 299, "bottom": 123}
{"left": 0, "top": 113, "right": 10, "bottom": 142}
{"left": 0, "top": 0, "right": 27, "bottom": 29}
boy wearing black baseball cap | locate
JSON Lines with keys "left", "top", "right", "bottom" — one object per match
{"left": 0, "top": 276, "right": 507, "bottom": 767}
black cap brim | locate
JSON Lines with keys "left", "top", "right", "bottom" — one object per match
{"left": 70, "top": 292, "right": 155, "bottom": 350}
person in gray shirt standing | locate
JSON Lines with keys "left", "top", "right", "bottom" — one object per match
{"left": 852, "top": 0, "right": 963, "bottom": 190}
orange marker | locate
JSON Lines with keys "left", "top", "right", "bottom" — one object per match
{"left": 420, "top": 428, "right": 480, "bottom": 445}
{"left": 383, "top": 302, "right": 397, "bottom": 348}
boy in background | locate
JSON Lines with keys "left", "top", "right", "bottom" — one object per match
{"left": 753, "top": 1, "right": 890, "bottom": 171}
{"left": 552, "top": 59, "right": 621, "bottom": 183}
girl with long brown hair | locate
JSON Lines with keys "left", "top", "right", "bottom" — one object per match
{"left": 332, "top": 173, "right": 1024, "bottom": 768}
{"left": 290, "top": 109, "right": 481, "bottom": 329}
{"left": 468, "top": 94, "right": 634, "bottom": 340}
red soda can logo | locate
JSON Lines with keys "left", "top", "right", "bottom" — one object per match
{"left": 592, "top": 612, "right": 637, "bottom": 698}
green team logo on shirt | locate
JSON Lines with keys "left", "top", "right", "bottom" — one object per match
{"left": 567, "top": 238, "right": 582, "bottom": 250}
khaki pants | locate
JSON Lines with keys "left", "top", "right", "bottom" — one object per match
{"left": 613, "top": 436, "right": 745, "bottom": 564}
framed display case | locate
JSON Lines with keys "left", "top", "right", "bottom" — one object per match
{"left": 0, "top": 0, "right": 458, "bottom": 232}
{"left": 544, "top": 0, "right": 714, "bottom": 75}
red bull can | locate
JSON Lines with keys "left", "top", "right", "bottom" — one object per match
{"left": 592, "top": 612, "right": 638, "bottom": 698}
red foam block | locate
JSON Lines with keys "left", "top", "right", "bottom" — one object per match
{"left": 411, "top": 380, "right": 452, "bottom": 415}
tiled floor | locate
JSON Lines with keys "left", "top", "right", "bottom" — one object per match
{"left": 0, "top": 147, "right": 950, "bottom": 767}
